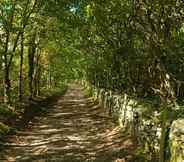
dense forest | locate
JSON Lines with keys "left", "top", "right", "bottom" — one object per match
{"left": 0, "top": 0, "right": 184, "bottom": 162}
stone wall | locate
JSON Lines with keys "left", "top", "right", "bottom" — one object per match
{"left": 92, "top": 87, "right": 161, "bottom": 155}
{"left": 169, "top": 119, "right": 184, "bottom": 162}
{"left": 90, "top": 86, "right": 184, "bottom": 161}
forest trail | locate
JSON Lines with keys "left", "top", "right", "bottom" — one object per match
{"left": 0, "top": 85, "right": 134, "bottom": 162}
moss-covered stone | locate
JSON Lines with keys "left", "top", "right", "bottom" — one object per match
{"left": 90, "top": 86, "right": 161, "bottom": 157}
{"left": 88, "top": 85, "right": 184, "bottom": 161}
{"left": 169, "top": 119, "right": 184, "bottom": 162}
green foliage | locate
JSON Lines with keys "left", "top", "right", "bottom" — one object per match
{"left": 73, "top": 0, "right": 184, "bottom": 102}
{"left": 132, "top": 147, "right": 152, "bottom": 162}
{"left": 0, "top": 0, "right": 183, "bottom": 101}
{"left": 83, "top": 86, "right": 93, "bottom": 97}
{"left": 0, "top": 105, "right": 17, "bottom": 121}
{"left": 0, "top": 0, "right": 184, "bottom": 160}
{"left": 0, "top": 122, "right": 10, "bottom": 138}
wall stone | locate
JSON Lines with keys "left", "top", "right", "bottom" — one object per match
{"left": 82, "top": 82, "right": 184, "bottom": 161}
{"left": 91, "top": 86, "right": 161, "bottom": 155}
{"left": 169, "top": 119, "right": 184, "bottom": 162}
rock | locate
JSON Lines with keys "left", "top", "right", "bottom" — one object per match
{"left": 169, "top": 119, "right": 184, "bottom": 162}
{"left": 91, "top": 87, "right": 184, "bottom": 161}
{"left": 114, "top": 158, "right": 126, "bottom": 162}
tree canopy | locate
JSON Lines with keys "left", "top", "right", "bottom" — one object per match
{"left": 0, "top": 1, "right": 184, "bottom": 161}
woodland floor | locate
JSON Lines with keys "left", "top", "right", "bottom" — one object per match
{"left": 0, "top": 85, "right": 135, "bottom": 162}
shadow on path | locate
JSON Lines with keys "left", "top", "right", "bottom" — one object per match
{"left": 0, "top": 85, "right": 135, "bottom": 162}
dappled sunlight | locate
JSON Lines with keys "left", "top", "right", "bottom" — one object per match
{"left": 0, "top": 86, "right": 135, "bottom": 162}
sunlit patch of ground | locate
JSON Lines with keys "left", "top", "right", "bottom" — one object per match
{"left": 0, "top": 85, "right": 135, "bottom": 162}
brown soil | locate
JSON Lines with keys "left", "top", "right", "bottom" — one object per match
{"left": 0, "top": 85, "right": 135, "bottom": 162}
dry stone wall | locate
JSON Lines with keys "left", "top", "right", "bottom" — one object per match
{"left": 90, "top": 86, "right": 184, "bottom": 162}
{"left": 169, "top": 119, "right": 184, "bottom": 162}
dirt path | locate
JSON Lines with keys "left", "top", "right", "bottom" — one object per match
{"left": 0, "top": 85, "right": 134, "bottom": 162}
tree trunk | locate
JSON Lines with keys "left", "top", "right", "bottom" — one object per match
{"left": 159, "top": 107, "right": 168, "bottom": 162}
{"left": 33, "top": 49, "right": 41, "bottom": 96}
{"left": 4, "top": 68, "right": 11, "bottom": 104}
{"left": 18, "top": 32, "right": 24, "bottom": 101}
{"left": 3, "top": 32, "right": 11, "bottom": 104}
{"left": 28, "top": 32, "right": 36, "bottom": 100}
{"left": 36, "top": 67, "right": 41, "bottom": 96}
{"left": 49, "top": 63, "right": 52, "bottom": 89}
